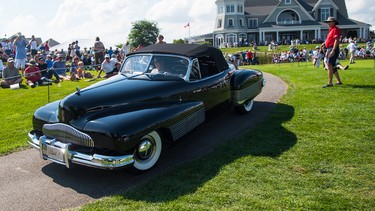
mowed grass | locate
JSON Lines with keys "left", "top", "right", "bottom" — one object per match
{"left": 1, "top": 58, "right": 374, "bottom": 209}
{"left": 0, "top": 78, "right": 99, "bottom": 155}
{"left": 76, "top": 59, "right": 375, "bottom": 210}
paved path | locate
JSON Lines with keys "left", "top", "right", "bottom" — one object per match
{"left": 0, "top": 72, "right": 287, "bottom": 211}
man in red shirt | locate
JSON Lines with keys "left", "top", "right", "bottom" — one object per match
{"left": 25, "top": 60, "right": 42, "bottom": 88}
{"left": 322, "top": 17, "right": 343, "bottom": 88}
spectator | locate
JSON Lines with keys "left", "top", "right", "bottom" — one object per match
{"left": 97, "top": 54, "right": 116, "bottom": 78}
{"left": 1, "top": 58, "right": 23, "bottom": 88}
{"left": 24, "top": 59, "right": 49, "bottom": 88}
{"left": 322, "top": 17, "right": 343, "bottom": 88}
{"left": 333, "top": 59, "right": 349, "bottom": 72}
{"left": 107, "top": 47, "right": 114, "bottom": 58}
{"left": 44, "top": 41, "right": 50, "bottom": 55}
{"left": 0, "top": 58, "right": 3, "bottom": 77}
{"left": 70, "top": 56, "right": 80, "bottom": 80}
{"left": 74, "top": 40, "right": 81, "bottom": 58}
{"left": 29, "top": 35, "right": 39, "bottom": 57}
{"left": 93, "top": 37, "right": 105, "bottom": 69}
{"left": 53, "top": 54, "right": 68, "bottom": 80}
{"left": 246, "top": 50, "right": 253, "bottom": 65}
{"left": 156, "top": 35, "right": 166, "bottom": 44}
{"left": 45, "top": 54, "right": 54, "bottom": 69}
{"left": 122, "top": 41, "right": 130, "bottom": 57}
{"left": 13, "top": 34, "right": 28, "bottom": 72}
{"left": 38, "top": 57, "right": 60, "bottom": 82}
{"left": 312, "top": 46, "right": 322, "bottom": 68}
{"left": 82, "top": 53, "right": 91, "bottom": 69}
{"left": 347, "top": 40, "right": 357, "bottom": 64}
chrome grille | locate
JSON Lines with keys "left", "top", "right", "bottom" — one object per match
{"left": 42, "top": 123, "right": 94, "bottom": 147}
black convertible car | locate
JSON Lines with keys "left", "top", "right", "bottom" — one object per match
{"left": 27, "top": 44, "right": 265, "bottom": 172}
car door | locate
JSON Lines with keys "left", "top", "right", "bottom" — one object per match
{"left": 185, "top": 58, "right": 231, "bottom": 110}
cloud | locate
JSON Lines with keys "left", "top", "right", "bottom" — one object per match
{"left": 41, "top": 0, "right": 217, "bottom": 45}
{"left": 5, "top": 15, "right": 38, "bottom": 36}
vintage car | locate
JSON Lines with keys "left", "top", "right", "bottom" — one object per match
{"left": 27, "top": 44, "right": 265, "bottom": 172}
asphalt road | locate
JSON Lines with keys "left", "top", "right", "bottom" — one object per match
{"left": 0, "top": 72, "right": 287, "bottom": 211}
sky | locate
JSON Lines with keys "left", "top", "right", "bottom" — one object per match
{"left": 0, "top": 0, "right": 373, "bottom": 48}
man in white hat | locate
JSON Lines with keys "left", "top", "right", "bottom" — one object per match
{"left": 1, "top": 58, "right": 23, "bottom": 88}
{"left": 322, "top": 16, "right": 343, "bottom": 88}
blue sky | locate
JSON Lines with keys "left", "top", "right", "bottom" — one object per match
{"left": 0, "top": 0, "right": 373, "bottom": 47}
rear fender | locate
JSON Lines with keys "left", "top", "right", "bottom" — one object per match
{"left": 230, "top": 69, "right": 265, "bottom": 106}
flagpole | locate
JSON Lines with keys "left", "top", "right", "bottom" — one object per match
{"left": 189, "top": 25, "right": 191, "bottom": 40}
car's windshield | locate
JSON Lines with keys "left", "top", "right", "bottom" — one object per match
{"left": 121, "top": 55, "right": 152, "bottom": 75}
{"left": 121, "top": 55, "right": 189, "bottom": 80}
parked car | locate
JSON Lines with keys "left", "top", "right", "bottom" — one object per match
{"left": 27, "top": 44, "right": 265, "bottom": 172}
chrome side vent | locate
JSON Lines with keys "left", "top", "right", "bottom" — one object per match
{"left": 170, "top": 108, "right": 205, "bottom": 141}
{"left": 42, "top": 123, "right": 94, "bottom": 147}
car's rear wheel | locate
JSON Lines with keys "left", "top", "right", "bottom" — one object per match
{"left": 235, "top": 99, "right": 254, "bottom": 114}
{"left": 133, "top": 131, "right": 162, "bottom": 171}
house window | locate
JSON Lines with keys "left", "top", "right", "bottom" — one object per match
{"left": 248, "top": 18, "right": 258, "bottom": 28}
{"left": 217, "top": 19, "right": 222, "bottom": 28}
{"left": 226, "top": 34, "right": 237, "bottom": 46}
{"left": 239, "top": 18, "right": 244, "bottom": 27}
{"left": 228, "top": 18, "right": 234, "bottom": 27}
{"left": 226, "top": 4, "right": 234, "bottom": 13}
{"left": 320, "top": 8, "right": 330, "bottom": 21}
{"left": 238, "top": 34, "right": 247, "bottom": 44}
{"left": 277, "top": 10, "right": 300, "bottom": 24}
{"left": 285, "top": 0, "right": 291, "bottom": 4}
{"left": 237, "top": 5, "right": 243, "bottom": 13}
{"left": 218, "top": 5, "right": 224, "bottom": 14}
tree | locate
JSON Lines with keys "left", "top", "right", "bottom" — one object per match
{"left": 172, "top": 39, "right": 185, "bottom": 44}
{"left": 128, "top": 20, "right": 160, "bottom": 49}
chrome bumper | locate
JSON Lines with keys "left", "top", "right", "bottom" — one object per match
{"left": 27, "top": 132, "right": 134, "bottom": 169}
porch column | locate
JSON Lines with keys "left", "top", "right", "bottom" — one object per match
{"left": 300, "top": 30, "right": 303, "bottom": 40}
{"left": 276, "top": 31, "right": 279, "bottom": 42}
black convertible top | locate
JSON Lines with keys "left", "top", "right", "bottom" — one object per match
{"left": 128, "top": 44, "right": 229, "bottom": 72}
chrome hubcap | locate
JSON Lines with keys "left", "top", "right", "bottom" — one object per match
{"left": 137, "top": 139, "right": 154, "bottom": 160}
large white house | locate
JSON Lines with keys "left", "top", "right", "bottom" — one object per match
{"left": 209, "top": 0, "right": 371, "bottom": 48}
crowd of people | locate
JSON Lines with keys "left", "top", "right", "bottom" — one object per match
{"left": 0, "top": 33, "right": 166, "bottom": 89}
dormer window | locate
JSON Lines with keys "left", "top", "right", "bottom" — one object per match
{"left": 320, "top": 8, "right": 331, "bottom": 21}
{"left": 285, "top": 0, "right": 291, "bottom": 4}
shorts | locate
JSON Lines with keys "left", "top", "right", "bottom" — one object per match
{"left": 325, "top": 47, "right": 339, "bottom": 66}
{"left": 15, "top": 58, "right": 26, "bottom": 69}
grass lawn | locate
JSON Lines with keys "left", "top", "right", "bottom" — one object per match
{"left": 0, "top": 78, "right": 99, "bottom": 155}
{"left": 1, "top": 57, "right": 374, "bottom": 209}
{"left": 78, "top": 59, "right": 375, "bottom": 210}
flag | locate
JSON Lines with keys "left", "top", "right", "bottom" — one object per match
{"left": 184, "top": 23, "right": 190, "bottom": 28}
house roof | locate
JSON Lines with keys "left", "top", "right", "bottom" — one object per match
{"left": 244, "top": 0, "right": 348, "bottom": 18}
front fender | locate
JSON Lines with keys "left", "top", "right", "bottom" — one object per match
{"left": 83, "top": 101, "right": 205, "bottom": 153}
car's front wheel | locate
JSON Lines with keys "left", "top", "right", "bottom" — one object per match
{"left": 234, "top": 99, "right": 254, "bottom": 114}
{"left": 133, "top": 131, "right": 162, "bottom": 171}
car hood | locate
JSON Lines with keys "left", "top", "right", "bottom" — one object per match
{"left": 59, "top": 75, "right": 185, "bottom": 125}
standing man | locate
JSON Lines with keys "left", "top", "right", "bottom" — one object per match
{"left": 29, "top": 35, "right": 39, "bottom": 58}
{"left": 322, "top": 17, "right": 343, "bottom": 88}
{"left": 93, "top": 37, "right": 105, "bottom": 70}
{"left": 347, "top": 40, "right": 357, "bottom": 64}
{"left": 13, "top": 34, "right": 28, "bottom": 73}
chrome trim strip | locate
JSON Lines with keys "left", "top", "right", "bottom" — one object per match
{"left": 27, "top": 132, "right": 134, "bottom": 169}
